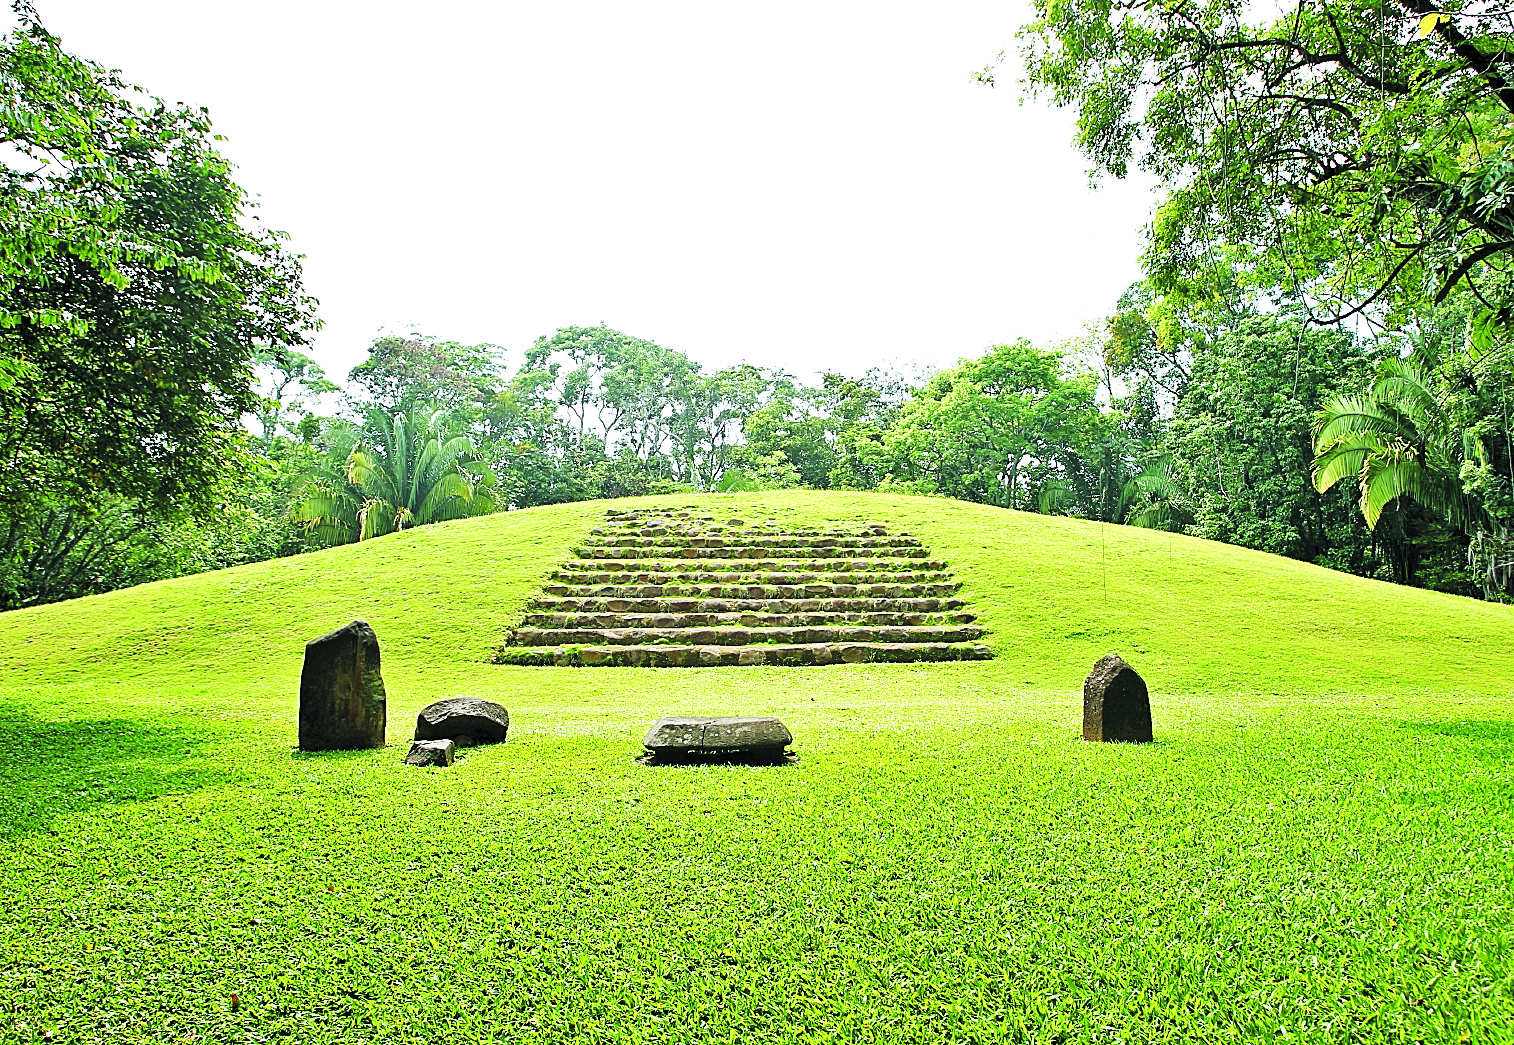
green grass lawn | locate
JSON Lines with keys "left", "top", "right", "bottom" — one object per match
{"left": 3, "top": 491, "right": 1512, "bottom": 1043}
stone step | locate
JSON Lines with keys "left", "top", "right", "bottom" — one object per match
{"left": 599, "top": 516, "right": 893, "bottom": 534}
{"left": 602, "top": 524, "right": 894, "bottom": 533}
{"left": 582, "top": 535, "right": 922, "bottom": 550}
{"left": 558, "top": 559, "right": 946, "bottom": 574}
{"left": 538, "top": 581, "right": 962, "bottom": 600}
{"left": 505, "top": 624, "right": 986, "bottom": 647}
{"left": 531, "top": 596, "right": 969, "bottom": 614}
{"left": 520, "top": 610, "right": 978, "bottom": 628}
{"left": 493, "top": 642, "right": 994, "bottom": 667}
{"left": 574, "top": 545, "right": 930, "bottom": 560}
{"left": 550, "top": 570, "right": 953, "bottom": 587}
{"left": 495, "top": 514, "right": 993, "bottom": 669}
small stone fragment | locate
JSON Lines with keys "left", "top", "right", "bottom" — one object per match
{"left": 1082, "top": 653, "right": 1152, "bottom": 743}
{"left": 298, "top": 620, "right": 387, "bottom": 751}
{"left": 404, "top": 739, "right": 455, "bottom": 767}
{"left": 414, "top": 698, "right": 510, "bottom": 744}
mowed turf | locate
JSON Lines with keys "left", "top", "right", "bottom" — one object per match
{"left": 2, "top": 491, "right": 1511, "bottom": 1044}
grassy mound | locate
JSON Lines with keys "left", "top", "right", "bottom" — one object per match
{"left": 2, "top": 491, "right": 1510, "bottom": 1042}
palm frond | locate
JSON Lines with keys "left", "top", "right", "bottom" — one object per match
{"left": 1114, "top": 456, "right": 1183, "bottom": 527}
{"left": 1313, "top": 395, "right": 1411, "bottom": 447}
{"left": 291, "top": 491, "right": 346, "bottom": 523}
{"left": 1359, "top": 451, "right": 1424, "bottom": 529}
{"left": 347, "top": 448, "right": 380, "bottom": 487}
{"left": 391, "top": 414, "right": 411, "bottom": 495}
{"left": 1127, "top": 501, "right": 1185, "bottom": 530}
{"left": 1312, "top": 433, "right": 1378, "bottom": 494}
{"left": 1357, "top": 446, "right": 1482, "bottom": 531}
{"left": 465, "top": 486, "right": 498, "bottom": 517}
{"left": 305, "top": 520, "right": 356, "bottom": 547}
{"left": 1122, "top": 469, "right": 1180, "bottom": 502}
{"left": 414, "top": 472, "right": 472, "bottom": 523}
{"left": 1374, "top": 358, "right": 1445, "bottom": 433}
{"left": 1037, "top": 479, "right": 1072, "bottom": 515}
{"left": 357, "top": 498, "right": 400, "bottom": 541}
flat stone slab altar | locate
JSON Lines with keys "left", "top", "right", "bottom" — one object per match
{"left": 642, "top": 716, "right": 793, "bottom": 764}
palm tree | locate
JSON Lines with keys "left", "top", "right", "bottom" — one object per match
{"left": 1035, "top": 454, "right": 1187, "bottom": 529}
{"left": 1312, "top": 356, "right": 1482, "bottom": 532}
{"left": 295, "top": 408, "right": 498, "bottom": 544}
{"left": 1120, "top": 456, "right": 1187, "bottom": 529}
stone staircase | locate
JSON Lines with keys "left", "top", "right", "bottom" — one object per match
{"left": 491, "top": 508, "right": 993, "bottom": 667}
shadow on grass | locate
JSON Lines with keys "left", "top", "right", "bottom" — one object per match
{"left": 637, "top": 752, "right": 799, "bottom": 767}
{"left": 1402, "top": 718, "right": 1514, "bottom": 746}
{"left": 1400, "top": 719, "right": 1514, "bottom": 775}
{"left": 289, "top": 747, "right": 389, "bottom": 761}
{"left": 0, "top": 707, "right": 237, "bottom": 838}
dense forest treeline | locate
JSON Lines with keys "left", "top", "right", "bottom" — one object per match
{"left": 6, "top": 294, "right": 1510, "bottom": 609}
{"left": 7, "top": 1, "right": 1514, "bottom": 609}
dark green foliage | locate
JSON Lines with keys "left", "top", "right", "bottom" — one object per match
{"left": 21, "top": 302, "right": 1504, "bottom": 604}
{"left": 0, "top": 451, "right": 314, "bottom": 611}
{"left": 346, "top": 334, "right": 500, "bottom": 415}
{"left": 1020, "top": 0, "right": 1514, "bottom": 326}
{"left": 1011, "top": 0, "right": 1514, "bottom": 599}
{"left": 1312, "top": 313, "right": 1514, "bottom": 595}
{"left": 0, "top": 5, "right": 317, "bottom": 520}
{"left": 293, "top": 409, "right": 498, "bottom": 545}
{"left": 1170, "top": 316, "right": 1372, "bottom": 562}
{"left": 1093, "top": 281, "right": 1500, "bottom": 594}
{"left": 878, "top": 340, "right": 1108, "bottom": 510}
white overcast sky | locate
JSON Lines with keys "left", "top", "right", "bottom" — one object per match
{"left": 31, "top": 0, "right": 1158, "bottom": 384}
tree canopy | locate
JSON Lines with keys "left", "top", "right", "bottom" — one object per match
{"left": 13, "top": 1, "right": 1514, "bottom": 611}
{"left": 879, "top": 341, "right": 1107, "bottom": 510}
{"left": 1020, "top": 0, "right": 1514, "bottom": 329}
{"left": 0, "top": 3, "right": 318, "bottom": 519}
{"left": 346, "top": 334, "right": 499, "bottom": 415}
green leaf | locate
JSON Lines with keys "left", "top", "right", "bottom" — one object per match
{"left": 1417, "top": 12, "right": 1448, "bottom": 37}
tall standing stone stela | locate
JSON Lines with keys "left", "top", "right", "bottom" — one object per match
{"left": 298, "top": 619, "right": 387, "bottom": 750}
{"left": 1082, "top": 653, "right": 1152, "bottom": 743}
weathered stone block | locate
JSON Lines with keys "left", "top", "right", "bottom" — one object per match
{"left": 298, "top": 620, "right": 386, "bottom": 751}
{"left": 644, "top": 716, "right": 706, "bottom": 750}
{"left": 643, "top": 715, "right": 792, "bottom": 762}
{"left": 414, "top": 697, "right": 510, "bottom": 744}
{"left": 702, "top": 716, "right": 792, "bottom": 750}
{"left": 405, "top": 738, "right": 455, "bottom": 767}
{"left": 1082, "top": 654, "right": 1152, "bottom": 743}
